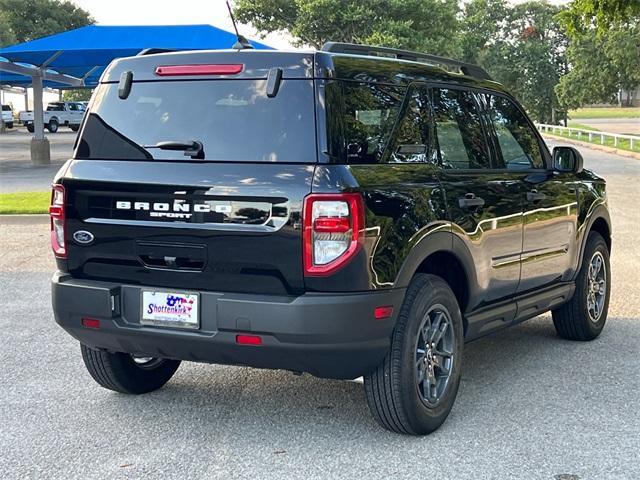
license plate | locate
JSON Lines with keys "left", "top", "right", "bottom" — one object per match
{"left": 141, "top": 290, "right": 199, "bottom": 329}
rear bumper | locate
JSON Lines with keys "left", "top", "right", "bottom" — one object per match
{"left": 52, "top": 273, "right": 405, "bottom": 379}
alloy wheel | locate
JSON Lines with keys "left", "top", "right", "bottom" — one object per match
{"left": 415, "top": 304, "right": 456, "bottom": 406}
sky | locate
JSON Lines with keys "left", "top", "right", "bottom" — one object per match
{"left": 70, "top": 0, "right": 296, "bottom": 49}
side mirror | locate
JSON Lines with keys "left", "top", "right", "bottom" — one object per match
{"left": 553, "top": 146, "right": 583, "bottom": 174}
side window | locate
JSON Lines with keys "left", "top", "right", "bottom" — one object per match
{"left": 387, "top": 84, "right": 435, "bottom": 164}
{"left": 68, "top": 103, "right": 78, "bottom": 111}
{"left": 341, "top": 82, "right": 405, "bottom": 164}
{"left": 485, "top": 95, "right": 544, "bottom": 169}
{"left": 432, "top": 88, "right": 491, "bottom": 169}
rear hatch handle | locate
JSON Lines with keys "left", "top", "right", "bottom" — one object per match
{"left": 143, "top": 140, "right": 204, "bottom": 159}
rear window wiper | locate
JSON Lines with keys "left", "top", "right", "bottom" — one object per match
{"left": 143, "top": 140, "right": 204, "bottom": 159}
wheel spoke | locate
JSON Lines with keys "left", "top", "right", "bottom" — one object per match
{"left": 435, "top": 347, "right": 452, "bottom": 357}
{"left": 429, "top": 312, "right": 444, "bottom": 343}
{"left": 432, "top": 320, "right": 448, "bottom": 345}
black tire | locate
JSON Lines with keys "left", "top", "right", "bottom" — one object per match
{"left": 70, "top": 125, "right": 79, "bottom": 132}
{"left": 26, "top": 124, "right": 34, "bottom": 133}
{"left": 80, "top": 344, "right": 181, "bottom": 394}
{"left": 6, "top": 122, "right": 13, "bottom": 129}
{"left": 47, "top": 118, "right": 59, "bottom": 133}
{"left": 552, "top": 231, "right": 610, "bottom": 341}
{"left": 364, "top": 274, "right": 464, "bottom": 435}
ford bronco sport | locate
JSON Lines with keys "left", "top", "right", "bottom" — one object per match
{"left": 51, "top": 43, "right": 612, "bottom": 435}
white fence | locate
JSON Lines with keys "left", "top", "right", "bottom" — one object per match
{"left": 536, "top": 123, "right": 638, "bottom": 151}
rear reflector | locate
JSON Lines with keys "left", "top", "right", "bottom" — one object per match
{"left": 374, "top": 306, "right": 394, "bottom": 320}
{"left": 155, "top": 64, "right": 244, "bottom": 76}
{"left": 236, "top": 334, "right": 262, "bottom": 346}
{"left": 81, "top": 318, "right": 100, "bottom": 329}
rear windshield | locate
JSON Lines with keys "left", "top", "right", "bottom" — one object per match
{"left": 2, "top": 105, "right": 11, "bottom": 111}
{"left": 76, "top": 79, "right": 316, "bottom": 162}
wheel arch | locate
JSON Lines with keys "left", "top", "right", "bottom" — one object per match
{"left": 394, "top": 231, "right": 478, "bottom": 323}
{"left": 574, "top": 205, "right": 612, "bottom": 281}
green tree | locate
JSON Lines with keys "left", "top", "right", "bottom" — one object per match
{"left": 62, "top": 88, "right": 93, "bottom": 102}
{"left": 0, "top": 0, "right": 93, "bottom": 47}
{"left": 463, "top": 0, "right": 568, "bottom": 123}
{"left": 560, "top": 0, "right": 640, "bottom": 36}
{"left": 460, "top": 0, "right": 509, "bottom": 64}
{"left": 0, "top": 10, "right": 16, "bottom": 46}
{"left": 234, "top": 0, "right": 461, "bottom": 56}
{"left": 556, "top": 23, "right": 640, "bottom": 108}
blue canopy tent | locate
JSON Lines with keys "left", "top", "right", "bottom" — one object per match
{"left": 0, "top": 24, "right": 271, "bottom": 163}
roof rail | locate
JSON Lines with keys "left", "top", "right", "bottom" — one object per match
{"left": 321, "top": 42, "right": 492, "bottom": 81}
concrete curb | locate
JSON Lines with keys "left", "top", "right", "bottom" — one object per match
{"left": 542, "top": 133, "right": 640, "bottom": 160}
{"left": 0, "top": 214, "right": 49, "bottom": 225}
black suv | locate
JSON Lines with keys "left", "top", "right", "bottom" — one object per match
{"left": 51, "top": 43, "right": 611, "bottom": 435}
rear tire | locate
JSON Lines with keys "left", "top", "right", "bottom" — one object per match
{"left": 47, "top": 118, "right": 59, "bottom": 133}
{"left": 80, "top": 344, "right": 181, "bottom": 394}
{"left": 364, "top": 274, "right": 464, "bottom": 435}
{"left": 6, "top": 122, "right": 13, "bottom": 129}
{"left": 552, "top": 231, "right": 610, "bottom": 341}
{"left": 70, "top": 125, "right": 79, "bottom": 132}
{"left": 26, "top": 124, "right": 34, "bottom": 133}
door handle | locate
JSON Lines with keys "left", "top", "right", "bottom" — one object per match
{"left": 458, "top": 193, "right": 485, "bottom": 209}
{"left": 526, "top": 190, "right": 546, "bottom": 202}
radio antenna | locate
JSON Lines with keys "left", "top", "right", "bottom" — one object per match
{"left": 226, "top": 1, "right": 254, "bottom": 50}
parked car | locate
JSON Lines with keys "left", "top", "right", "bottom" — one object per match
{"left": 50, "top": 43, "right": 612, "bottom": 435}
{"left": 19, "top": 101, "right": 86, "bottom": 133}
{"left": 1, "top": 104, "right": 13, "bottom": 128}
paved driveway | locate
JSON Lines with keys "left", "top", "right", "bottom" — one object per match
{"left": 0, "top": 141, "right": 638, "bottom": 479}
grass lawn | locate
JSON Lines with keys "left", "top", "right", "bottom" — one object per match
{"left": 567, "top": 122, "right": 601, "bottom": 131}
{"left": 568, "top": 107, "right": 640, "bottom": 119}
{"left": 547, "top": 128, "right": 640, "bottom": 153}
{"left": 0, "top": 191, "right": 50, "bottom": 214}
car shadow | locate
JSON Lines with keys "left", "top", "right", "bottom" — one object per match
{"left": 96, "top": 314, "right": 634, "bottom": 441}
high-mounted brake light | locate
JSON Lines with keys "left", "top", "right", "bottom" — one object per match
{"left": 303, "top": 193, "right": 365, "bottom": 276}
{"left": 155, "top": 64, "right": 244, "bottom": 76}
{"left": 50, "top": 184, "right": 66, "bottom": 258}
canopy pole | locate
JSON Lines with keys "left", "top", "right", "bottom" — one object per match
{"left": 30, "top": 71, "right": 50, "bottom": 165}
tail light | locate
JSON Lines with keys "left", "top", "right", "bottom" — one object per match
{"left": 303, "top": 193, "right": 365, "bottom": 276}
{"left": 50, "top": 184, "right": 66, "bottom": 258}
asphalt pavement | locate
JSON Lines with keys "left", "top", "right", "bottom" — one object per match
{"left": 0, "top": 140, "right": 639, "bottom": 479}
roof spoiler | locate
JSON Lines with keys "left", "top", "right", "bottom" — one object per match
{"left": 137, "top": 48, "right": 178, "bottom": 56}
{"left": 321, "top": 42, "right": 492, "bottom": 81}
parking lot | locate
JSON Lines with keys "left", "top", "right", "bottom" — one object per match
{"left": 1, "top": 134, "right": 639, "bottom": 479}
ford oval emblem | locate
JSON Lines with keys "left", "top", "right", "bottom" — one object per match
{"left": 73, "top": 230, "right": 94, "bottom": 245}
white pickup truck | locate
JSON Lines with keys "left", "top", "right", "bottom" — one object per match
{"left": 1, "top": 105, "right": 14, "bottom": 129}
{"left": 19, "top": 101, "right": 87, "bottom": 133}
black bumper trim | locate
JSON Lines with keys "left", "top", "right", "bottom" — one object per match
{"left": 52, "top": 273, "right": 406, "bottom": 379}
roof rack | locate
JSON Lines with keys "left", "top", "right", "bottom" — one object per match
{"left": 321, "top": 42, "right": 492, "bottom": 81}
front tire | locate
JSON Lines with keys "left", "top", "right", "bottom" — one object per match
{"left": 552, "top": 231, "right": 610, "bottom": 341}
{"left": 364, "top": 274, "right": 464, "bottom": 435}
{"left": 81, "top": 344, "right": 181, "bottom": 394}
{"left": 26, "top": 124, "right": 34, "bottom": 133}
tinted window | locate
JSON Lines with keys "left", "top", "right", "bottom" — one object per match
{"left": 47, "top": 103, "right": 64, "bottom": 111}
{"left": 485, "top": 95, "right": 544, "bottom": 169}
{"left": 341, "top": 82, "right": 405, "bottom": 164}
{"left": 432, "top": 88, "right": 490, "bottom": 169}
{"left": 76, "top": 80, "right": 316, "bottom": 162}
{"left": 388, "top": 85, "right": 435, "bottom": 164}
{"left": 68, "top": 103, "right": 78, "bottom": 111}
{"left": 1, "top": 105, "right": 11, "bottom": 111}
